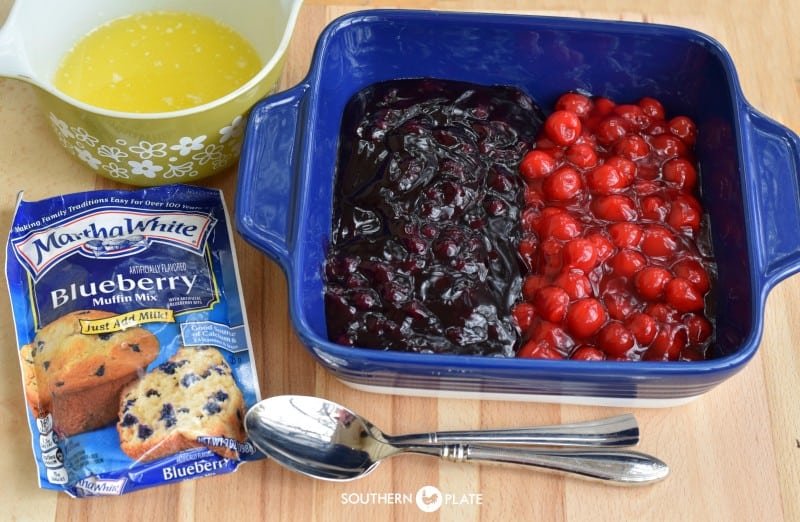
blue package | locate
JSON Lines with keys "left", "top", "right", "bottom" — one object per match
{"left": 6, "top": 184, "right": 262, "bottom": 497}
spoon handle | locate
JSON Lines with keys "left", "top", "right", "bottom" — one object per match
{"left": 389, "top": 414, "right": 639, "bottom": 447}
{"left": 421, "top": 444, "right": 668, "bottom": 485}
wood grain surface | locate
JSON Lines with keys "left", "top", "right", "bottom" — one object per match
{"left": 1, "top": 1, "right": 798, "bottom": 521}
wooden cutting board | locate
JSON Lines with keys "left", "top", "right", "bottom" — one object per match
{"left": 1, "top": 1, "right": 798, "bottom": 520}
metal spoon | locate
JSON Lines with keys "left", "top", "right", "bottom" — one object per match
{"left": 244, "top": 395, "right": 669, "bottom": 485}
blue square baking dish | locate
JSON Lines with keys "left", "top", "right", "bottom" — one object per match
{"left": 234, "top": 9, "right": 800, "bottom": 406}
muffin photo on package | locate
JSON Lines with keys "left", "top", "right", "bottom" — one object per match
{"left": 117, "top": 345, "right": 247, "bottom": 462}
{"left": 6, "top": 185, "right": 261, "bottom": 497}
{"left": 19, "top": 309, "right": 160, "bottom": 437}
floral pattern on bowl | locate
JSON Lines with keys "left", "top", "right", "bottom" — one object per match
{"left": 48, "top": 112, "right": 246, "bottom": 181}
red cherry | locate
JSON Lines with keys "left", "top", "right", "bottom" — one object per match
{"left": 597, "top": 321, "right": 635, "bottom": 357}
{"left": 562, "top": 238, "right": 599, "bottom": 273}
{"left": 645, "top": 324, "right": 687, "bottom": 361}
{"left": 534, "top": 286, "right": 571, "bottom": 323}
{"left": 531, "top": 321, "right": 574, "bottom": 352}
{"left": 634, "top": 266, "right": 673, "bottom": 300}
{"left": 586, "top": 232, "right": 615, "bottom": 262}
{"left": 684, "top": 313, "right": 713, "bottom": 344}
{"left": 565, "top": 142, "right": 599, "bottom": 169}
{"left": 638, "top": 97, "right": 665, "bottom": 120}
{"left": 545, "top": 110, "right": 583, "bottom": 146}
{"left": 518, "top": 339, "right": 564, "bottom": 359}
{"left": 538, "top": 210, "right": 582, "bottom": 240}
{"left": 571, "top": 345, "right": 606, "bottom": 361}
{"left": 511, "top": 301, "right": 536, "bottom": 333}
{"left": 641, "top": 225, "right": 678, "bottom": 258}
{"left": 520, "top": 150, "right": 557, "bottom": 181}
{"left": 649, "top": 133, "right": 689, "bottom": 160}
{"left": 640, "top": 195, "right": 670, "bottom": 221}
{"left": 591, "top": 97, "right": 616, "bottom": 117}
{"left": 595, "top": 116, "right": 629, "bottom": 145}
{"left": 664, "top": 277, "right": 705, "bottom": 312}
{"left": 585, "top": 164, "right": 629, "bottom": 195}
{"left": 672, "top": 258, "right": 711, "bottom": 294}
{"left": 566, "top": 298, "right": 607, "bottom": 338}
{"left": 608, "top": 222, "right": 643, "bottom": 249}
{"left": 543, "top": 166, "right": 583, "bottom": 201}
{"left": 553, "top": 268, "right": 593, "bottom": 299}
{"left": 591, "top": 194, "right": 637, "bottom": 221}
{"left": 668, "top": 116, "right": 697, "bottom": 145}
{"left": 603, "top": 292, "right": 637, "bottom": 320}
{"left": 625, "top": 312, "right": 658, "bottom": 346}
{"left": 667, "top": 196, "right": 702, "bottom": 233}
{"left": 614, "top": 104, "right": 651, "bottom": 130}
{"left": 662, "top": 158, "right": 698, "bottom": 191}
{"left": 612, "top": 133, "right": 650, "bottom": 160}
{"left": 645, "top": 302, "right": 680, "bottom": 324}
{"left": 608, "top": 249, "right": 647, "bottom": 278}
{"left": 555, "top": 92, "right": 593, "bottom": 117}
{"left": 605, "top": 156, "right": 637, "bottom": 185}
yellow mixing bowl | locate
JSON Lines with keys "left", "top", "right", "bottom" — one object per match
{"left": 0, "top": 0, "right": 303, "bottom": 186}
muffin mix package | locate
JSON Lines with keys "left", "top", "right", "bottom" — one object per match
{"left": 5, "top": 184, "right": 262, "bottom": 497}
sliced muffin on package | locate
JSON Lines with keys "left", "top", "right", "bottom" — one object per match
{"left": 6, "top": 184, "right": 262, "bottom": 497}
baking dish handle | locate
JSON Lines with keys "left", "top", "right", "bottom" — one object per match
{"left": 745, "top": 106, "right": 800, "bottom": 287}
{"left": 235, "top": 83, "right": 310, "bottom": 271}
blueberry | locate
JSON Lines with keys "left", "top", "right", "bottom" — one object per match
{"left": 433, "top": 237, "right": 460, "bottom": 259}
{"left": 94, "top": 365, "right": 105, "bottom": 377}
{"left": 158, "top": 359, "right": 188, "bottom": 375}
{"left": 203, "top": 401, "right": 222, "bottom": 415}
{"left": 351, "top": 289, "right": 380, "bottom": 310}
{"left": 120, "top": 413, "right": 138, "bottom": 427}
{"left": 380, "top": 281, "right": 409, "bottom": 304}
{"left": 159, "top": 403, "right": 177, "bottom": 428}
{"left": 137, "top": 424, "right": 153, "bottom": 440}
{"left": 323, "top": 79, "right": 540, "bottom": 355}
{"left": 345, "top": 272, "right": 369, "bottom": 288}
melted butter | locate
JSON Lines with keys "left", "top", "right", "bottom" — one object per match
{"left": 54, "top": 11, "right": 263, "bottom": 113}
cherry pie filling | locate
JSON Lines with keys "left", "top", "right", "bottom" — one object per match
{"left": 324, "top": 81, "right": 715, "bottom": 361}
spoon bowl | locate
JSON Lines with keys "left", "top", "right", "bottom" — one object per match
{"left": 244, "top": 395, "right": 669, "bottom": 484}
